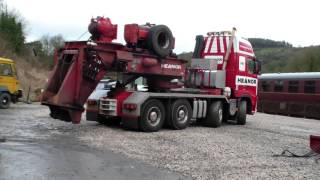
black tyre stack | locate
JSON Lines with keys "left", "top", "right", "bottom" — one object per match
{"left": 147, "top": 25, "right": 174, "bottom": 58}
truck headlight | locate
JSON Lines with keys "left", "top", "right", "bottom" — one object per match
{"left": 223, "top": 87, "right": 231, "bottom": 97}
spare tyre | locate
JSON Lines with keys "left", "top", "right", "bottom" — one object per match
{"left": 147, "top": 25, "right": 174, "bottom": 58}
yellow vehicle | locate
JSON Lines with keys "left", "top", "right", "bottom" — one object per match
{"left": 0, "top": 57, "right": 22, "bottom": 108}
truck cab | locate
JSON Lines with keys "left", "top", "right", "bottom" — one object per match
{"left": 191, "top": 30, "right": 261, "bottom": 117}
{"left": 0, "top": 57, "right": 22, "bottom": 108}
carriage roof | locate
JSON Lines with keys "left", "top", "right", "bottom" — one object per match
{"left": 259, "top": 72, "right": 320, "bottom": 80}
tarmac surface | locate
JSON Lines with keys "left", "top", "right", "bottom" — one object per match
{"left": 1, "top": 103, "right": 320, "bottom": 180}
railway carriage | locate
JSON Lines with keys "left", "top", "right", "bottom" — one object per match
{"left": 258, "top": 72, "right": 320, "bottom": 119}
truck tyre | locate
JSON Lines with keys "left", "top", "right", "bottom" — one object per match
{"left": 169, "top": 99, "right": 192, "bottom": 130}
{"left": 236, "top": 100, "right": 247, "bottom": 125}
{"left": 139, "top": 99, "right": 165, "bottom": 132}
{"left": 204, "top": 101, "right": 223, "bottom": 128}
{"left": 222, "top": 103, "right": 229, "bottom": 123}
{"left": 0, "top": 93, "right": 11, "bottom": 109}
{"left": 147, "top": 25, "right": 174, "bottom": 58}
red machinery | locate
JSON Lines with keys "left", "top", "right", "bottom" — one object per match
{"left": 88, "top": 17, "right": 117, "bottom": 42}
{"left": 310, "top": 135, "right": 320, "bottom": 154}
{"left": 41, "top": 16, "right": 263, "bottom": 132}
{"left": 41, "top": 17, "right": 184, "bottom": 124}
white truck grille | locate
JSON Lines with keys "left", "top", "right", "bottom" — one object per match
{"left": 99, "top": 98, "right": 117, "bottom": 116}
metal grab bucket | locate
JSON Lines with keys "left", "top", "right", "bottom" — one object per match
{"left": 310, "top": 135, "right": 320, "bottom": 154}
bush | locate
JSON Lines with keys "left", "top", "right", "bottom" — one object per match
{"left": 0, "top": 0, "right": 25, "bottom": 53}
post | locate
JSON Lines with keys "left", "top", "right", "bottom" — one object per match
{"left": 26, "top": 85, "right": 31, "bottom": 104}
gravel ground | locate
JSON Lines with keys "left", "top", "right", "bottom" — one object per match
{"left": 1, "top": 103, "right": 320, "bottom": 180}
{"left": 76, "top": 114, "right": 320, "bottom": 179}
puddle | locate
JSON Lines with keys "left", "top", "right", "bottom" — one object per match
{"left": 1, "top": 141, "right": 25, "bottom": 146}
{"left": 280, "top": 126, "right": 317, "bottom": 134}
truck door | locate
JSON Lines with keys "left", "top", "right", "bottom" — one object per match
{"left": 245, "top": 57, "right": 258, "bottom": 94}
{"left": 234, "top": 54, "right": 259, "bottom": 112}
{"left": 0, "top": 62, "right": 18, "bottom": 94}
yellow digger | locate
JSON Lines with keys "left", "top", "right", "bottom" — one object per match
{"left": 0, "top": 57, "right": 22, "bottom": 108}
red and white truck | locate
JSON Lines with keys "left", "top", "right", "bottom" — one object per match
{"left": 41, "top": 17, "right": 261, "bottom": 132}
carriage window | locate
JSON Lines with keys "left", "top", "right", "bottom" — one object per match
{"left": 261, "top": 81, "right": 271, "bottom": 92}
{"left": 304, "top": 81, "right": 315, "bottom": 94}
{"left": 288, "top": 81, "right": 299, "bottom": 93}
{"left": 274, "top": 80, "right": 283, "bottom": 92}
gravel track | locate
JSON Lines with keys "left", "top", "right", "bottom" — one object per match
{"left": 76, "top": 114, "right": 320, "bottom": 180}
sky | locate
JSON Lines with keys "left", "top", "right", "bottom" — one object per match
{"left": 6, "top": 0, "right": 320, "bottom": 53}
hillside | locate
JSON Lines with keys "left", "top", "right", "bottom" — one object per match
{"left": 254, "top": 46, "right": 320, "bottom": 73}
{"left": 178, "top": 39, "right": 320, "bottom": 73}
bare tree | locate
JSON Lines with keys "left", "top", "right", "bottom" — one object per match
{"left": 49, "top": 34, "right": 64, "bottom": 53}
{"left": 0, "top": 0, "right": 8, "bottom": 14}
{"left": 40, "top": 34, "right": 64, "bottom": 56}
{"left": 0, "top": 0, "right": 3, "bottom": 11}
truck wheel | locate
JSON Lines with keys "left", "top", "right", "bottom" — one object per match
{"left": 169, "top": 99, "right": 192, "bottom": 130}
{"left": 236, "top": 100, "right": 247, "bottom": 125}
{"left": 147, "top": 25, "right": 174, "bottom": 58}
{"left": 204, "top": 101, "right": 223, "bottom": 128}
{"left": 139, "top": 99, "right": 165, "bottom": 132}
{"left": 0, "top": 93, "right": 11, "bottom": 109}
{"left": 222, "top": 103, "right": 229, "bottom": 123}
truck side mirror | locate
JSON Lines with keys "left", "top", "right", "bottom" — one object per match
{"left": 255, "top": 60, "right": 262, "bottom": 75}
